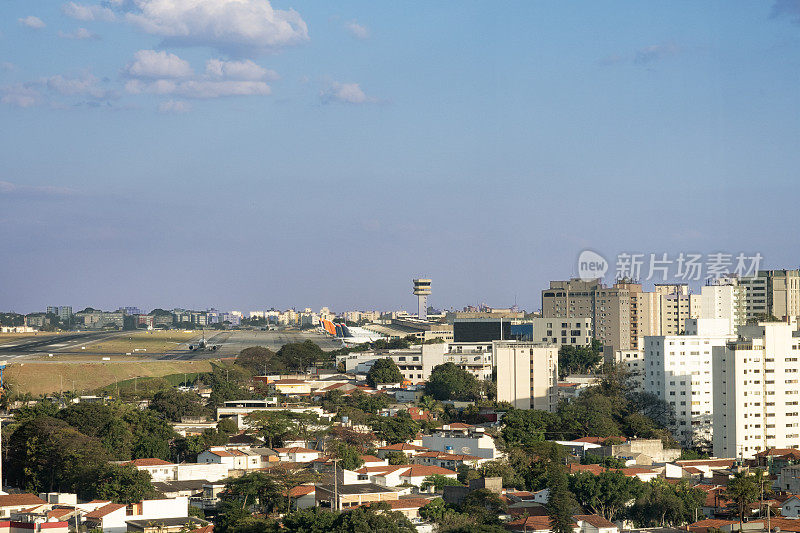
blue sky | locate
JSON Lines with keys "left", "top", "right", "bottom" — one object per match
{"left": 2, "top": 1, "right": 800, "bottom": 314}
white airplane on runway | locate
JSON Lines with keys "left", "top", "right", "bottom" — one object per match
{"left": 319, "top": 319, "right": 385, "bottom": 347}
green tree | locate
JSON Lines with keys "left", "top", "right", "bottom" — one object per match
{"left": 425, "top": 362, "right": 480, "bottom": 401}
{"left": 221, "top": 472, "right": 286, "bottom": 514}
{"left": 234, "top": 346, "right": 278, "bottom": 375}
{"left": 276, "top": 340, "right": 325, "bottom": 372}
{"left": 6, "top": 416, "right": 111, "bottom": 493}
{"left": 581, "top": 453, "right": 626, "bottom": 468}
{"left": 546, "top": 448, "right": 577, "bottom": 533}
{"left": 366, "top": 358, "right": 403, "bottom": 388}
{"left": 477, "top": 460, "right": 524, "bottom": 489}
{"left": 460, "top": 488, "right": 508, "bottom": 526}
{"left": 725, "top": 470, "right": 760, "bottom": 528}
{"left": 421, "top": 474, "right": 463, "bottom": 491}
{"left": 569, "top": 470, "right": 642, "bottom": 522}
{"left": 246, "top": 411, "right": 294, "bottom": 448}
{"left": 148, "top": 389, "right": 208, "bottom": 422}
{"left": 334, "top": 443, "right": 364, "bottom": 471}
{"left": 558, "top": 340, "right": 603, "bottom": 379}
{"left": 501, "top": 409, "right": 556, "bottom": 447}
{"left": 386, "top": 451, "right": 409, "bottom": 465}
{"left": 86, "top": 463, "right": 159, "bottom": 504}
{"left": 370, "top": 411, "right": 419, "bottom": 444}
{"left": 629, "top": 479, "right": 706, "bottom": 527}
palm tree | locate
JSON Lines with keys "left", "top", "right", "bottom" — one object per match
{"left": 725, "top": 470, "right": 759, "bottom": 529}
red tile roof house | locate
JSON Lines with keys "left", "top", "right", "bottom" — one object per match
{"left": 366, "top": 497, "right": 434, "bottom": 522}
{"left": 0, "top": 518, "right": 70, "bottom": 533}
{"left": 287, "top": 485, "right": 317, "bottom": 510}
{"left": 0, "top": 495, "right": 48, "bottom": 520}
{"left": 360, "top": 455, "right": 389, "bottom": 467}
{"left": 196, "top": 447, "right": 273, "bottom": 471}
{"left": 274, "top": 447, "right": 322, "bottom": 463}
{"left": 506, "top": 514, "right": 619, "bottom": 533}
{"left": 412, "top": 451, "right": 486, "bottom": 469}
{"left": 566, "top": 463, "right": 661, "bottom": 482}
{"left": 375, "top": 443, "right": 429, "bottom": 460}
{"left": 354, "top": 464, "right": 458, "bottom": 488}
{"left": 689, "top": 517, "right": 800, "bottom": 533}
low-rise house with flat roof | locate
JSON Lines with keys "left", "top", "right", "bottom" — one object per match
{"left": 315, "top": 483, "right": 400, "bottom": 511}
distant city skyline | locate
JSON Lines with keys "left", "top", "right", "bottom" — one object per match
{"left": 2, "top": 1, "right": 800, "bottom": 314}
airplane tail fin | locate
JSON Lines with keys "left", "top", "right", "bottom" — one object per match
{"left": 320, "top": 319, "right": 338, "bottom": 336}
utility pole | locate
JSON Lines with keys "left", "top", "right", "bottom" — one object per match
{"left": 333, "top": 458, "right": 339, "bottom": 512}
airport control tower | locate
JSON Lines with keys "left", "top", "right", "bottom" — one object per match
{"left": 413, "top": 278, "right": 432, "bottom": 321}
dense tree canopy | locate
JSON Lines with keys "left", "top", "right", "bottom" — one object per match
{"left": 276, "top": 340, "right": 326, "bottom": 372}
{"left": 366, "top": 358, "right": 403, "bottom": 387}
{"left": 234, "top": 346, "right": 278, "bottom": 375}
{"left": 500, "top": 369, "right": 676, "bottom": 444}
{"left": 629, "top": 479, "right": 706, "bottom": 527}
{"left": 149, "top": 388, "right": 209, "bottom": 422}
{"left": 425, "top": 362, "right": 480, "bottom": 401}
{"left": 569, "top": 470, "right": 643, "bottom": 522}
{"left": 558, "top": 340, "right": 604, "bottom": 379}
{"left": 369, "top": 410, "right": 420, "bottom": 444}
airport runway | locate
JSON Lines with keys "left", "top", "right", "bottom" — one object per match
{"left": 0, "top": 329, "right": 343, "bottom": 362}
{"left": 161, "top": 329, "right": 343, "bottom": 360}
{"left": 0, "top": 331, "right": 123, "bottom": 360}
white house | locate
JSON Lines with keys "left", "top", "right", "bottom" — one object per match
{"left": 0, "top": 495, "right": 49, "bottom": 519}
{"left": 354, "top": 465, "right": 457, "bottom": 488}
{"left": 196, "top": 447, "right": 276, "bottom": 471}
{"left": 412, "top": 451, "right": 485, "bottom": 469}
{"left": 375, "top": 443, "right": 429, "bottom": 459}
{"left": 422, "top": 424, "right": 501, "bottom": 459}
{"left": 84, "top": 498, "right": 190, "bottom": 533}
{"left": 288, "top": 486, "right": 316, "bottom": 510}
{"left": 274, "top": 447, "right": 322, "bottom": 463}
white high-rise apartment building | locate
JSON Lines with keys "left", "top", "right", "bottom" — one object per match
{"left": 644, "top": 319, "right": 736, "bottom": 447}
{"left": 712, "top": 320, "right": 800, "bottom": 459}
{"left": 494, "top": 341, "right": 558, "bottom": 412}
{"left": 700, "top": 280, "right": 746, "bottom": 335}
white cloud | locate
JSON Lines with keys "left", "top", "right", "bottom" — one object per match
{"left": 123, "top": 0, "right": 309, "bottom": 55}
{"left": 127, "top": 78, "right": 270, "bottom": 98}
{"left": 633, "top": 43, "right": 679, "bottom": 65}
{"left": 19, "top": 16, "right": 46, "bottom": 29}
{"left": 1, "top": 84, "right": 40, "bottom": 108}
{"left": 45, "top": 73, "right": 111, "bottom": 99}
{"left": 62, "top": 2, "right": 116, "bottom": 21}
{"left": 124, "top": 50, "right": 193, "bottom": 79}
{"left": 158, "top": 99, "right": 191, "bottom": 113}
{"left": 0, "top": 180, "right": 76, "bottom": 196}
{"left": 345, "top": 20, "right": 369, "bottom": 39}
{"left": 122, "top": 51, "right": 275, "bottom": 100}
{"left": 58, "top": 27, "right": 99, "bottom": 39}
{"left": 1, "top": 62, "right": 16, "bottom": 72}
{"left": 205, "top": 59, "right": 277, "bottom": 81}
{"left": 1, "top": 72, "right": 113, "bottom": 108}
{"left": 320, "top": 81, "right": 376, "bottom": 104}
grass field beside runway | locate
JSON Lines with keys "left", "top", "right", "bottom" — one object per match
{"left": 47, "top": 329, "right": 201, "bottom": 356}
{"left": 6, "top": 359, "right": 214, "bottom": 396}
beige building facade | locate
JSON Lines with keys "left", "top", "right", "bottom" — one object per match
{"left": 495, "top": 341, "right": 558, "bottom": 411}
